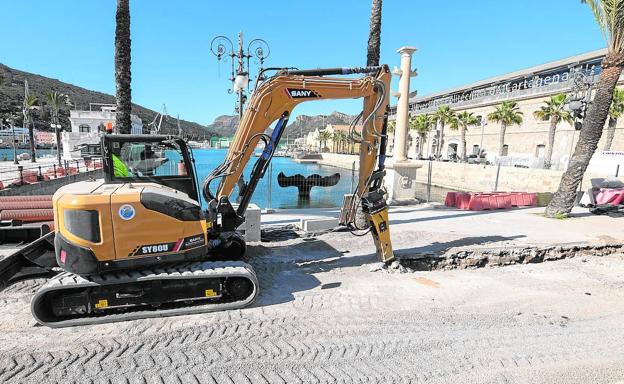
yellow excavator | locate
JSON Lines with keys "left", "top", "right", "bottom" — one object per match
{"left": 7, "top": 65, "right": 394, "bottom": 327}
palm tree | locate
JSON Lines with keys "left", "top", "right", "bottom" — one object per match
{"left": 318, "top": 130, "right": 331, "bottom": 152}
{"left": 433, "top": 105, "right": 455, "bottom": 160}
{"left": 604, "top": 87, "right": 624, "bottom": 150}
{"left": 450, "top": 111, "right": 479, "bottom": 162}
{"left": 533, "top": 94, "right": 573, "bottom": 169}
{"left": 23, "top": 94, "right": 38, "bottom": 162}
{"left": 366, "top": 0, "right": 382, "bottom": 66}
{"left": 115, "top": 0, "right": 132, "bottom": 134}
{"left": 331, "top": 131, "right": 345, "bottom": 153}
{"left": 46, "top": 91, "right": 66, "bottom": 166}
{"left": 409, "top": 114, "right": 433, "bottom": 159}
{"left": 547, "top": 1, "right": 624, "bottom": 217}
{"left": 487, "top": 101, "right": 523, "bottom": 158}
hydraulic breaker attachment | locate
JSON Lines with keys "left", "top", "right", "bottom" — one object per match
{"left": 361, "top": 189, "right": 394, "bottom": 263}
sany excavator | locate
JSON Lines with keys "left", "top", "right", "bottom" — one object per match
{"left": 4, "top": 65, "right": 394, "bottom": 327}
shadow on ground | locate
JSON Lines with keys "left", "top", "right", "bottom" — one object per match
{"left": 246, "top": 239, "right": 376, "bottom": 307}
{"left": 395, "top": 235, "right": 527, "bottom": 256}
{"left": 388, "top": 207, "right": 535, "bottom": 226}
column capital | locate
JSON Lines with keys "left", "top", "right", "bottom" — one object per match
{"left": 397, "top": 46, "right": 417, "bottom": 55}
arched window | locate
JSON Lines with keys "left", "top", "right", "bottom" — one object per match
{"left": 79, "top": 124, "right": 91, "bottom": 133}
{"left": 502, "top": 144, "right": 509, "bottom": 156}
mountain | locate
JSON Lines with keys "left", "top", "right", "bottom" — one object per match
{"left": 206, "top": 111, "right": 356, "bottom": 137}
{"left": 0, "top": 64, "right": 214, "bottom": 138}
{"left": 0, "top": 63, "right": 357, "bottom": 140}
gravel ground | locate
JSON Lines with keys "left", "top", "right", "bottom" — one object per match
{"left": 1, "top": 226, "right": 624, "bottom": 383}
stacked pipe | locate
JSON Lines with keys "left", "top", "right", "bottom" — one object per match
{"left": 0, "top": 195, "right": 54, "bottom": 225}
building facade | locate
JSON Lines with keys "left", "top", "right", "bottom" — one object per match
{"left": 65, "top": 104, "right": 143, "bottom": 158}
{"left": 0, "top": 127, "right": 29, "bottom": 146}
{"left": 34, "top": 130, "right": 57, "bottom": 146}
{"left": 391, "top": 49, "right": 624, "bottom": 170}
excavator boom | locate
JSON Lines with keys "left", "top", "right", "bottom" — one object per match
{"left": 205, "top": 65, "right": 394, "bottom": 262}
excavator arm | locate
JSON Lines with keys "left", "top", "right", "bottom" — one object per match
{"left": 204, "top": 65, "right": 394, "bottom": 262}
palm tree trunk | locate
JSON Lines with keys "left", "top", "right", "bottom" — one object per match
{"left": 546, "top": 60, "right": 624, "bottom": 217}
{"left": 115, "top": 0, "right": 132, "bottom": 134}
{"left": 54, "top": 113, "right": 62, "bottom": 166}
{"left": 366, "top": 0, "right": 382, "bottom": 67}
{"left": 418, "top": 133, "right": 425, "bottom": 159}
{"left": 460, "top": 124, "right": 467, "bottom": 162}
{"left": 604, "top": 116, "right": 617, "bottom": 151}
{"left": 28, "top": 116, "right": 36, "bottom": 162}
{"left": 498, "top": 123, "right": 507, "bottom": 157}
{"left": 436, "top": 122, "right": 445, "bottom": 160}
{"left": 544, "top": 117, "right": 558, "bottom": 169}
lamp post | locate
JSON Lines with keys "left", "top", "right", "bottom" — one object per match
{"left": 477, "top": 115, "right": 487, "bottom": 160}
{"left": 50, "top": 122, "right": 62, "bottom": 165}
{"left": 7, "top": 115, "right": 19, "bottom": 165}
{"left": 210, "top": 32, "right": 270, "bottom": 123}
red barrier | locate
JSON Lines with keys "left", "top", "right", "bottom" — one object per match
{"left": 0, "top": 200, "right": 53, "bottom": 211}
{"left": 444, "top": 192, "right": 457, "bottom": 207}
{"left": 455, "top": 193, "right": 472, "bottom": 210}
{"left": 0, "top": 209, "right": 54, "bottom": 222}
{"left": 467, "top": 194, "right": 490, "bottom": 210}
{"left": 451, "top": 192, "right": 527, "bottom": 211}
{"left": 0, "top": 195, "right": 53, "bottom": 202}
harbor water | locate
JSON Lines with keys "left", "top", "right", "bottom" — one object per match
{"left": 192, "top": 149, "right": 355, "bottom": 209}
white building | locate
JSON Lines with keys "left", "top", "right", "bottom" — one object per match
{"left": 0, "top": 127, "right": 29, "bottom": 145}
{"left": 64, "top": 104, "right": 143, "bottom": 159}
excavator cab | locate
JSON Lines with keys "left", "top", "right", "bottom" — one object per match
{"left": 102, "top": 134, "right": 199, "bottom": 201}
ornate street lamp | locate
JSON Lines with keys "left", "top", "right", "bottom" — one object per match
{"left": 210, "top": 32, "right": 270, "bottom": 122}
{"left": 564, "top": 68, "right": 597, "bottom": 160}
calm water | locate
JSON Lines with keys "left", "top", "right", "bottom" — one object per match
{"left": 191, "top": 149, "right": 354, "bottom": 209}
{"left": 0, "top": 148, "right": 55, "bottom": 161}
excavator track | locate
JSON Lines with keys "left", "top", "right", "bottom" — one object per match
{"left": 31, "top": 261, "right": 258, "bottom": 328}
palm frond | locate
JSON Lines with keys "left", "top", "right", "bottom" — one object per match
{"left": 582, "top": 0, "right": 624, "bottom": 53}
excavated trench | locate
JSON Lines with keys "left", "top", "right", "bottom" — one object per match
{"left": 393, "top": 243, "right": 624, "bottom": 272}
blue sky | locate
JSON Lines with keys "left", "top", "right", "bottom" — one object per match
{"left": 0, "top": 1, "right": 605, "bottom": 125}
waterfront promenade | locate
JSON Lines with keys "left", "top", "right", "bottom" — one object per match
{"left": 1, "top": 202, "right": 623, "bottom": 383}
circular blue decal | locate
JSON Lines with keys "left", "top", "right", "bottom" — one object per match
{"left": 118, "top": 204, "right": 136, "bottom": 220}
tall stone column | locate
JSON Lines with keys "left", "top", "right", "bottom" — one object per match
{"left": 383, "top": 46, "right": 421, "bottom": 206}
{"left": 393, "top": 46, "right": 417, "bottom": 163}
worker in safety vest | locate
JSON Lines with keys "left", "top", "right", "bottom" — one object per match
{"left": 105, "top": 122, "right": 130, "bottom": 177}
{"left": 112, "top": 154, "right": 129, "bottom": 177}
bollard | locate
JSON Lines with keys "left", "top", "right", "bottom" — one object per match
{"left": 75, "top": 160, "right": 80, "bottom": 173}
{"left": 53, "top": 164, "right": 57, "bottom": 178}
{"left": 18, "top": 166, "right": 23, "bottom": 185}
{"left": 38, "top": 166, "right": 42, "bottom": 181}
{"left": 616, "top": 164, "right": 620, "bottom": 178}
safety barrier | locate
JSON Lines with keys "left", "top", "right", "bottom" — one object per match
{"left": 445, "top": 191, "right": 537, "bottom": 211}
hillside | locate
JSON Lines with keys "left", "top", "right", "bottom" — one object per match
{"left": 206, "top": 111, "right": 356, "bottom": 137}
{"left": 0, "top": 64, "right": 213, "bottom": 138}
{"left": 0, "top": 63, "right": 356, "bottom": 140}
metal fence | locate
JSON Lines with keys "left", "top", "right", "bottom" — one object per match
{"left": 0, "top": 157, "right": 104, "bottom": 189}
